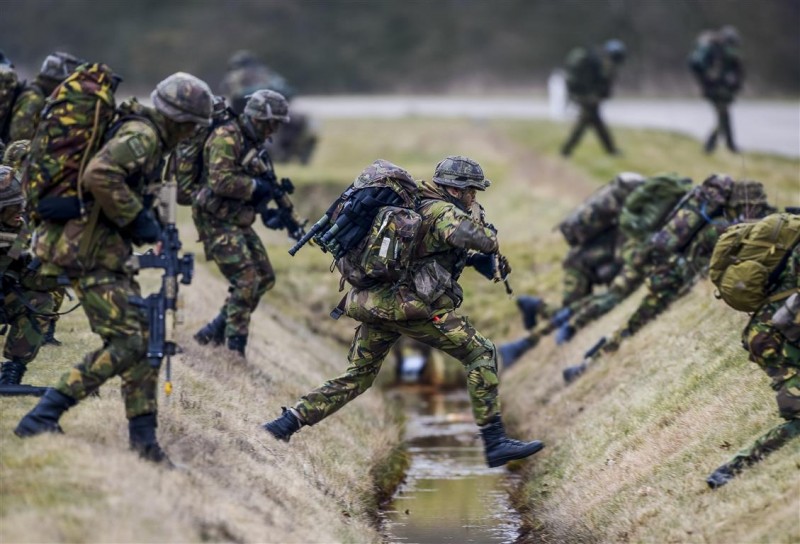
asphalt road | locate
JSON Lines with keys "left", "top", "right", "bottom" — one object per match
{"left": 294, "top": 96, "right": 800, "bottom": 158}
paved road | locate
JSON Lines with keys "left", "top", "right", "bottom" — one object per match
{"left": 294, "top": 96, "right": 800, "bottom": 157}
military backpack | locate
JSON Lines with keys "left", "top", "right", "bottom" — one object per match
{"left": 23, "top": 63, "right": 118, "bottom": 221}
{"left": 619, "top": 173, "right": 693, "bottom": 240}
{"left": 313, "top": 159, "right": 423, "bottom": 290}
{"left": 709, "top": 213, "right": 800, "bottom": 312}
{"left": 559, "top": 172, "right": 645, "bottom": 247}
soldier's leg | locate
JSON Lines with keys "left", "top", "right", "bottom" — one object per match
{"left": 292, "top": 323, "right": 400, "bottom": 425}
{"left": 704, "top": 101, "right": 721, "bottom": 153}
{"left": 43, "top": 287, "right": 65, "bottom": 346}
{"left": 718, "top": 102, "right": 737, "bottom": 152}
{"left": 1, "top": 289, "right": 54, "bottom": 384}
{"left": 244, "top": 228, "right": 275, "bottom": 307}
{"left": 561, "top": 104, "right": 591, "bottom": 156}
{"left": 588, "top": 103, "right": 618, "bottom": 154}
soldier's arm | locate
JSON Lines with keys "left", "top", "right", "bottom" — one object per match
{"left": 436, "top": 206, "right": 498, "bottom": 254}
{"left": 81, "top": 122, "right": 157, "bottom": 228}
{"left": 8, "top": 90, "right": 44, "bottom": 141}
{"left": 204, "top": 127, "right": 256, "bottom": 199}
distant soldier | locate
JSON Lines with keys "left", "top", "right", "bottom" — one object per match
{"left": 561, "top": 39, "right": 626, "bottom": 157}
{"left": 7, "top": 52, "right": 85, "bottom": 142}
{"left": 0, "top": 51, "right": 19, "bottom": 143}
{"left": 191, "top": 90, "right": 290, "bottom": 356}
{"left": 219, "top": 50, "right": 289, "bottom": 114}
{"left": 14, "top": 73, "right": 213, "bottom": 465}
{"left": 689, "top": 26, "right": 744, "bottom": 153}
{"left": 562, "top": 177, "right": 774, "bottom": 383}
{"left": 262, "top": 156, "right": 545, "bottom": 469}
{"left": 0, "top": 163, "right": 57, "bottom": 386}
{"left": 706, "top": 216, "right": 799, "bottom": 488}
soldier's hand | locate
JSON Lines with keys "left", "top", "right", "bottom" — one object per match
{"left": 129, "top": 209, "right": 162, "bottom": 245}
{"left": 466, "top": 253, "right": 495, "bottom": 281}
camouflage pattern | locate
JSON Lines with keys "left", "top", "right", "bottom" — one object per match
{"left": 294, "top": 174, "right": 501, "bottom": 427}
{"left": 34, "top": 106, "right": 172, "bottom": 276}
{"left": 55, "top": 272, "right": 157, "bottom": 418}
{"left": 219, "top": 57, "right": 282, "bottom": 114}
{"left": 151, "top": 72, "right": 213, "bottom": 126}
{"left": 723, "top": 246, "right": 799, "bottom": 470}
{"left": 432, "top": 155, "right": 491, "bottom": 190}
{"left": 562, "top": 230, "right": 622, "bottom": 306}
{"left": 2, "top": 139, "right": 30, "bottom": 169}
{"left": 243, "top": 89, "right": 290, "bottom": 122}
{"left": 561, "top": 45, "right": 624, "bottom": 156}
{"left": 8, "top": 82, "right": 47, "bottom": 142}
{"left": 193, "top": 117, "right": 274, "bottom": 338}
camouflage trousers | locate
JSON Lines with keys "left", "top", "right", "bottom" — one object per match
{"left": 561, "top": 102, "right": 618, "bottom": 155}
{"left": 294, "top": 311, "right": 501, "bottom": 426}
{"left": 726, "top": 318, "right": 800, "bottom": 468}
{"left": 203, "top": 225, "right": 274, "bottom": 337}
{"left": 562, "top": 241, "right": 620, "bottom": 307}
{"left": 2, "top": 284, "right": 53, "bottom": 365}
{"left": 571, "top": 257, "right": 647, "bottom": 330}
{"left": 55, "top": 271, "right": 157, "bottom": 419}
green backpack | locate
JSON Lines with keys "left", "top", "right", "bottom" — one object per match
{"left": 23, "top": 63, "right": 118, "bottom": 221}
{"left": 619, "top": 173, "right": 693, "bottom": 239}
{"left": 709, "top": 213, "right": 800, "bottom": 312}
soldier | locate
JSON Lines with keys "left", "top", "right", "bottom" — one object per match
{"left": 262, "top": 156, "right": 545, "bottom": 469}
{"left": 191, "top": 89, "right": 290, "bottom": 356}
{"left": 0, "top": 51, "right": 18, "bottom": 142}
{"left": 562, "top": 177, "right": 774, "bottom": 383}
{"left": 14, "top": 73, "right": 213, "bottom": 465}
{"left": 560, "top": 39, "right": 626, "bottom": 157}
{"left": 218, "top": 50, "right": 287, "bottom": 114}
{"left": 706, "top": 244, "right": 799, "bottom": 488}
{"left": 7, "top": 52, "right": 85, "bottom": 142}
{"left": 689, "top": 27, "right": 744, "bottom": 154}
{"left": 0, "top": 163, "right": 57, "bottom": 386}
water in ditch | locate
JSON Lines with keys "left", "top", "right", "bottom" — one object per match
{"left": 380, "top": 388, "right": 524, "bottom": 543}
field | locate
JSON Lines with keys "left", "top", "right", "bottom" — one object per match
{"left": 1, "top": 116, "right": 798, "bottom": 542}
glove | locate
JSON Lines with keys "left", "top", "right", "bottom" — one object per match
{"left": 260, "top": 208, "right": 284, "bottom": 231}
{"left": 772, "top": 293, "right": 800, "bottom": 342}
{"left": 129, "top": 208, "right": 162, "bottom": 245}
{"left": 250, "top": 178, "right": 272, "bottom": 204}
{"left": 550, "top": 307, "right": 572, "bottom": 328}
{"left": 36, "top": 197, "right": 82, "bottom": 221}
{"left": 467, "top": 253, "right": 495, "bottom": 281}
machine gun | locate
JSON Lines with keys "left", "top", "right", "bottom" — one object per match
{"left": 127, "top": 180, "right": 193, "bottom": 396}
{"left": 242, "top": 147, "right": 308, "bottom": 242}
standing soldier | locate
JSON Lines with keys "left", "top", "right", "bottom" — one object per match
{"left": 560, "top": 40, "right": 626, "bottom": 157}
{"left": 191, "top": 90, "right": 290, "bottom": 356}
{"left": 706, "top": 219, "right": 799, "bottom": 488}
{"left": 7, "top": 52, "right": 84, "bottom": 142}
{"left": 0, "top": 51, "right": 19, "bottom": 143}
{"left": 689, "top": 26, "right": 744, "bottom": 154}
{"left": 262, "top": 156, "right": 545, "bottom": 469}
{"left": 14, "top": 73, "right": 213, "bottom": 465}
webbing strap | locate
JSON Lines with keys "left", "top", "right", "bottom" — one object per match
{"left": 766, "top": 287, "right": 799, "bottom": 305}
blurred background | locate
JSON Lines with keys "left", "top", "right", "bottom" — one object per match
{"left": 2, "top": 0, "right": 799, "bottom": 96}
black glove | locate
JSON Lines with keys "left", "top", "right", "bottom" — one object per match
{"left": 250, "top": 178, "right": 272, "bottom": 204}
{"left": 467, "top": 253, "right": 495, "bottom": 280}
{"left": 36, "top": 197, "right": 82, "bottom": 221}
{"left": 260, "top": 208, "right": 284, "bottom": 231}
{"left": 129, "top": 208, "right": 162, "bottom": 244}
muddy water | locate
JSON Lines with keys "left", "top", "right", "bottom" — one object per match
{"left": 380, "top": 389, "right": 523, "bottom": 543}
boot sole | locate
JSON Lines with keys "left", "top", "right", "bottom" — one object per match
{"left": 487, "top": 442, "right": 544, "bottom": 468}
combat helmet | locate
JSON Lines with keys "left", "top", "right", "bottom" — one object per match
{"left": 432, "top": 156, "right": 491, "bottom": 191}
{"left": 151, "top": 72, "right": 213, "bottom": 126}
{"left": 2, "top": 139, "right": 30, "bottom": 169}
{"left": 0, "top": 165, "right": 24, "bottom": 211}
{"left": 39, "top": 51, "right": 85, "bottom": 82}
{"left": 244, "top": 89, "right": 290, "bottom": 122}
{"left": 603, "top": 39, "right": 627, "bottom": 63}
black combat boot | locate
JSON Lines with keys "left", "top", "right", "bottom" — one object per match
{"left": 14, "top": 389, "right": 76, "bottom": 437}
{"left": 129, "top": 413, "right": 174, "bottom": 467}
{"left": 0, "top": 360, "right": 27, "bottom": 385}
{"left": 516, "top": 296, "right": 544, "bottom": 330}
{"left": 227, "top": 334, "right": 247, "bottom": 356}
{"left": 562, "top": 361, "right": 588, "bottom": 384}
{"left": 194, "top": 310, "right": 226, "bottom": 346}
{"left": 43, "top": 320, "right": 62, "bottom": 346}
{"left": 263, "top": 407, "right": 304, "bottom": 442}
{"left": 498, "top": 337, "right": 536, "bottom": 371}
{"left": 479, "top": 415, "right": 544, "bottom": 468}
{"left": 706, "top": 458, "right": 745, "bottom": 489}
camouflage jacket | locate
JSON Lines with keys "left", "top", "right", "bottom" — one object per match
{"left": 689, "top": 43, "right": 743, "bottom": 103}
{"left": 746, "top": 245, "right": 800, "bottom": 348}
{"left": 8, "top": 83, "right": 46, "bottom": 142}
{"left": 565, "top": 47, "right": 617, "bottom": 104}
{"left": 35, "top": 107, "right": 172, "bottom": 277}
{"left": 193, "top": 118, "right": 262, "bottom": 227}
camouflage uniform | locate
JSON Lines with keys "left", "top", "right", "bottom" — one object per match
{"left": 689, "top": 28, "right": 744, "bottom": 153}
{"left": 561, "top": 40, "right": 625, "bottom": 157}
{"left": 192, "top": 117, "right": 275, "bottom": 343}
{"left": 7, "top": 78, "right": 51, "bottom": 141}
{"left": 562, "top": 229, "right": 622, "bottom": 307}
{"left": 0, "top": 165, "right": 56, "bottom": 384}
{"left": 294, "top": 175, "right": 502, "bottom": 426}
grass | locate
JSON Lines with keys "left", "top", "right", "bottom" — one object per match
{"left": 2, "top": 115, "right": 798, "bottom": 542}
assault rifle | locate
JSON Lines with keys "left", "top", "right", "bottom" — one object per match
{"left": 476, "top": 203, "right": 513, "bottom": 295}
{"left": 127, "top": 180, "right": 193, "bottom": 396}
{"left": 242, "top": 147, "right": 308, "bottom": 242}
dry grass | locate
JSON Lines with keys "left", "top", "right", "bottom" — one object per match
{"left": 1, "top": 117, "right": 797, "bottom": 542}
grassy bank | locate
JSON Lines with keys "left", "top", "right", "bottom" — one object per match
{"left": 1, "top": 116, "right": 797, "bottom": 542}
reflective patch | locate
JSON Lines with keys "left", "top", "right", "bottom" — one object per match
{"left": 127, "top": 135, "right": 147, "bottom": 158}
